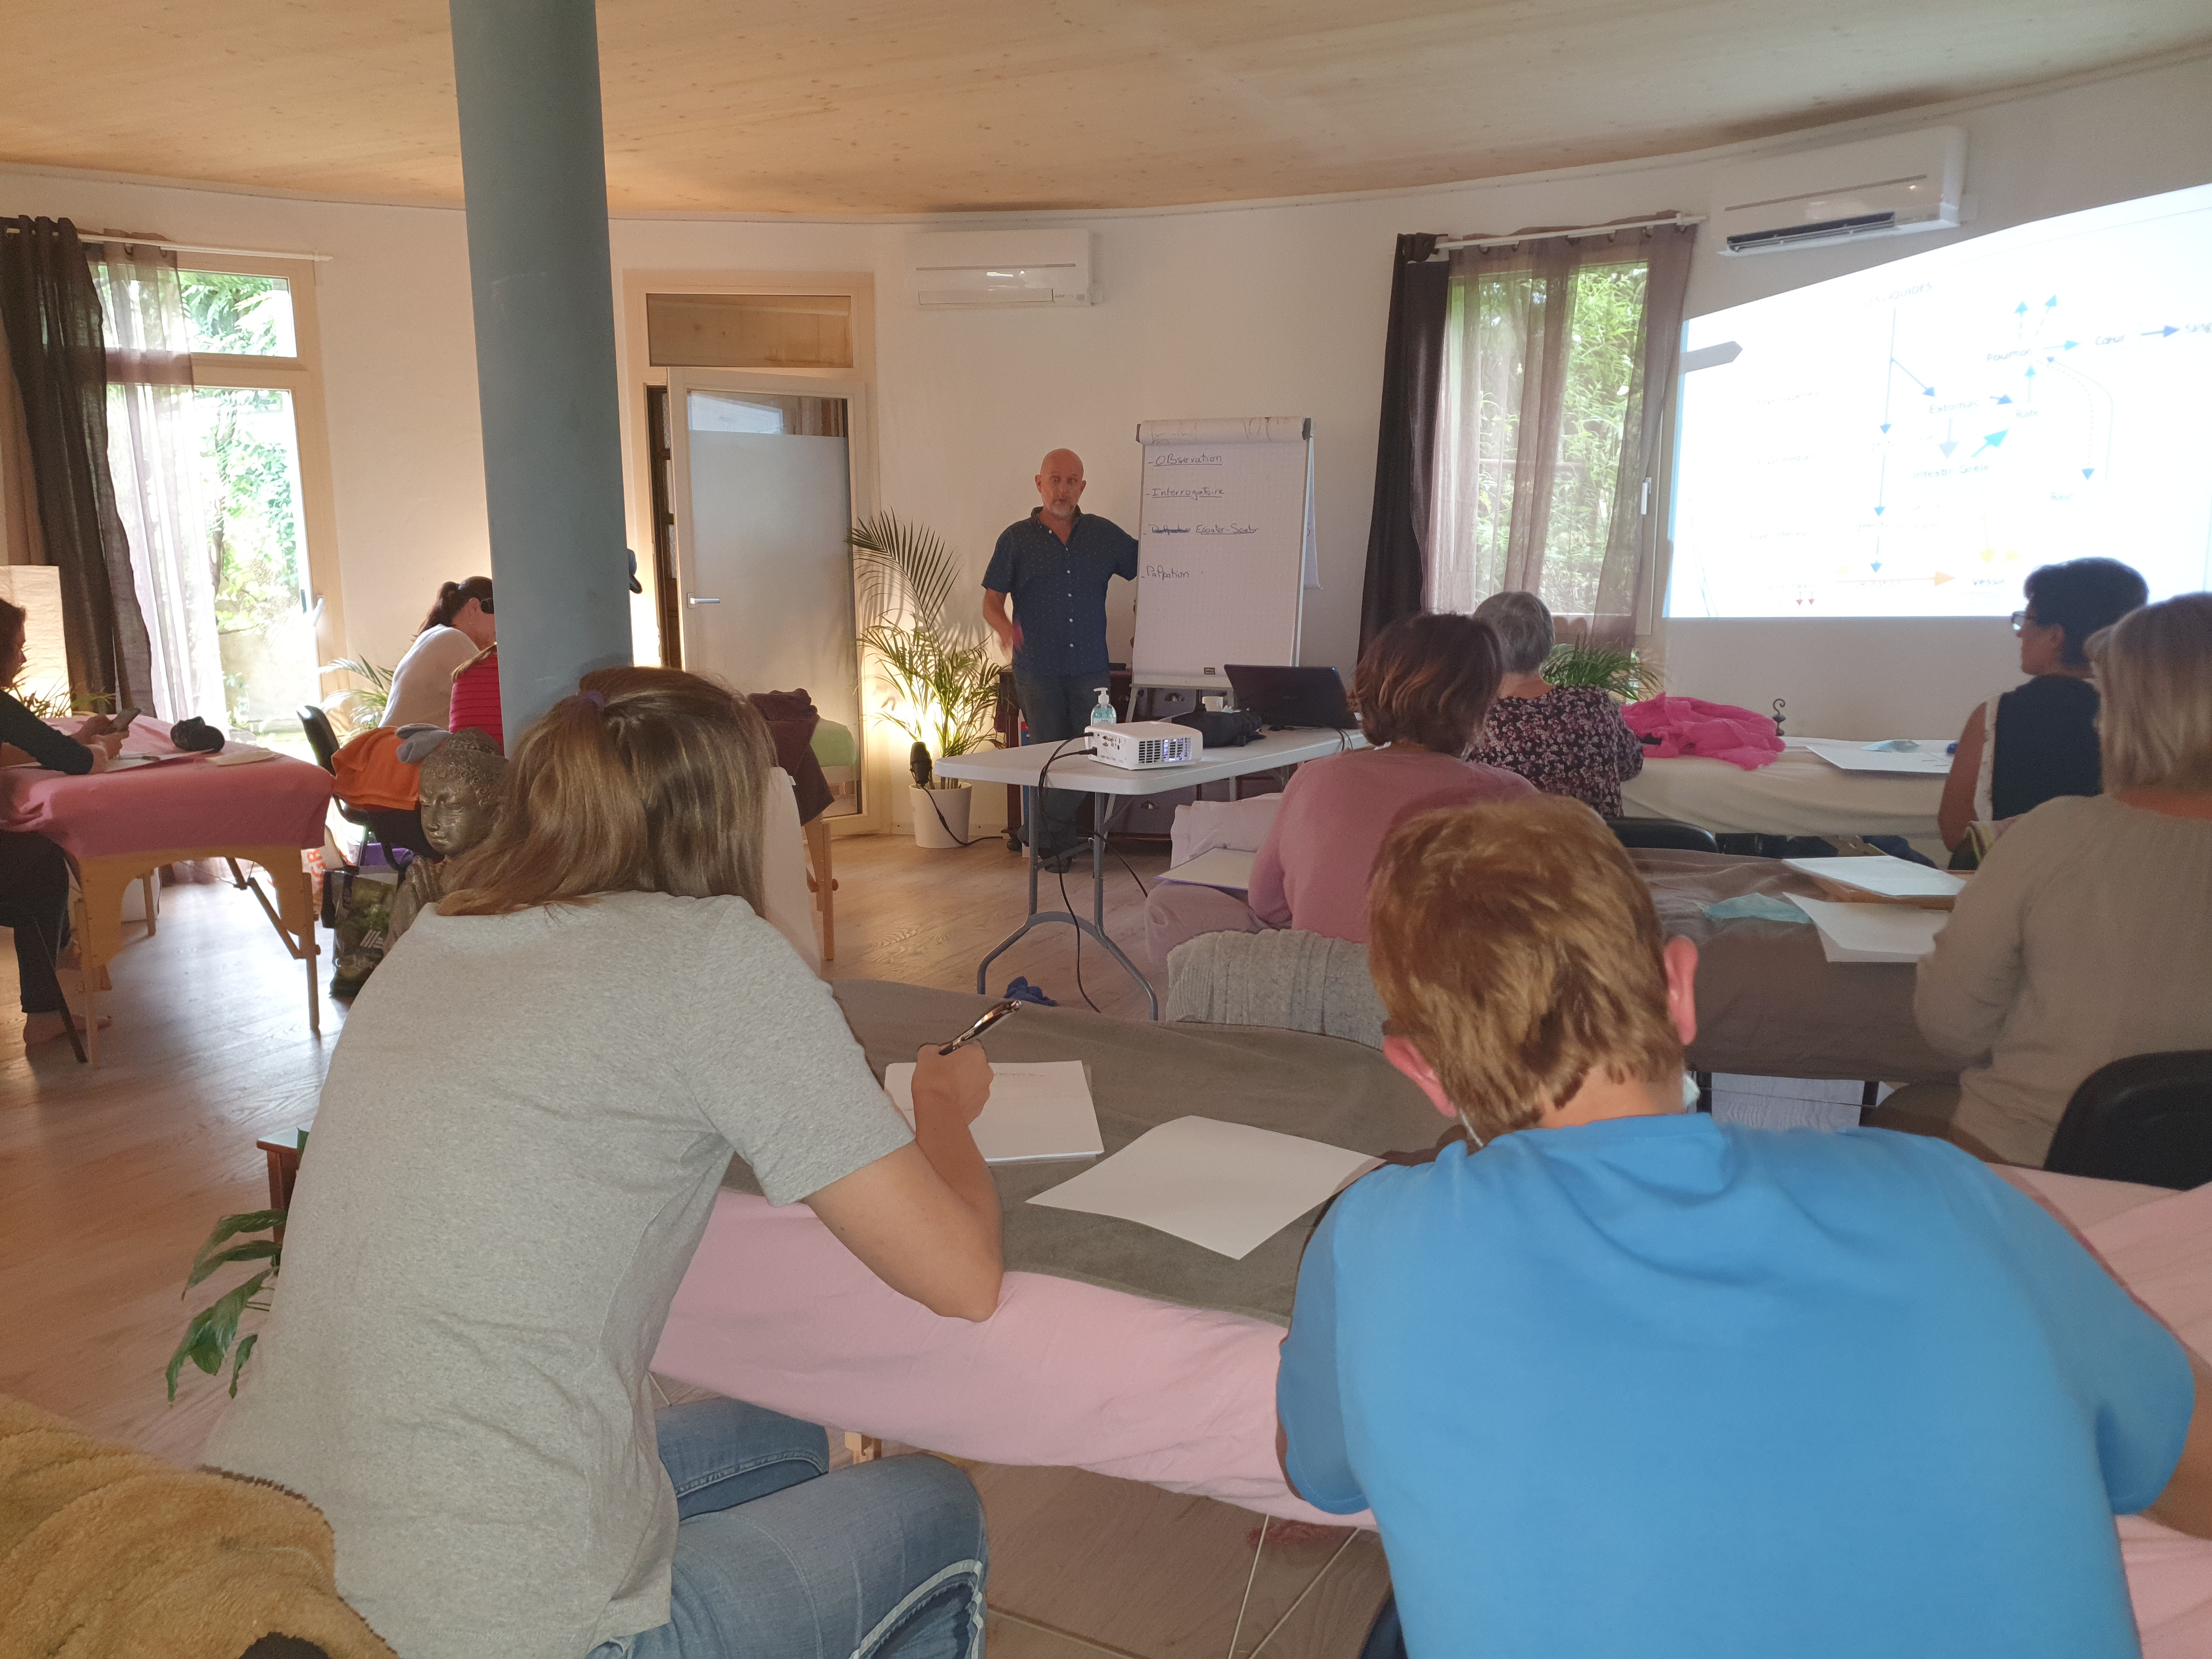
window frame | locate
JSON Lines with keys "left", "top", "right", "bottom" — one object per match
{"left": 174, "top": 253, "right": 347, "bottom": 687}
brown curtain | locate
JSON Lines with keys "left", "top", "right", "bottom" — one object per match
{"left": 0, "top": 216, "right": 149, "bottom": 711}
{"left": 1357, "top": 233, "right": 1448, "bottom": 657}
{"left": 0, "top": 314, "right": 45, "bottom": 568}
{"left": 1429, "top": 222, "right": 1696, "bottom": 646}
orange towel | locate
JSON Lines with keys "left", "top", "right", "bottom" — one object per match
{"left": 0, "top": 1393, "right": 398, "bottom": 1659}
{"left": 329, "top": 726, "right": 420, "bottom": 812}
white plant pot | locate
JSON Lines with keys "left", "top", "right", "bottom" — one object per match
{"left": 911, "top": 785, "right": 973, "bottom": 849}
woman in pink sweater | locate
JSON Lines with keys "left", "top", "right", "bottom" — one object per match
{"left": 1249, "top": 613, "right": 1533, "bottom": 943}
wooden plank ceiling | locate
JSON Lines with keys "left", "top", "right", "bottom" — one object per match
{"left": 2, "top": 1, "right": 2208, "bottom": 215}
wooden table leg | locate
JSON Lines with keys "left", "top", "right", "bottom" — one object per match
{"left": 69, "top": 846, "right": 324, "bottom": 1065}
{"left": 804, "top": 817, "right": 837, "bottom": 964}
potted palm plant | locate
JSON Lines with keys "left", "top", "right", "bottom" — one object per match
{"left": 849, "top": 512, "right": 1003, "bottom": 849}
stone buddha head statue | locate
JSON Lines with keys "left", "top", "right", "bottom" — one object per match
{"left": 417, "top": 730, "right": 509, "bottom": 859}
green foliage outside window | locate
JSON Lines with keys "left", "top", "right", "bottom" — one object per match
{"left": 1454, "top": 259, "right": 1649, "bottom": 617}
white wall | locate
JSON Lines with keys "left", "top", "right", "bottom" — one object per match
{"left": 6, "top": 49, "right": 2209, "bottom": 748}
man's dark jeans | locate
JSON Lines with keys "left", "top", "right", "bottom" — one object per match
{"left": 1013, "top": 671, "right": 1105, "bottom": 855}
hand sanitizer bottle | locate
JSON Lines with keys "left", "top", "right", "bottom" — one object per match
{"left": 1090, "top": 688, "right": 1116, "bottom": 727}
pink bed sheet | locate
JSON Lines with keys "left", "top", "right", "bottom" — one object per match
{"left": 657, "top": 1176, "right": 2212, "bottom": 1649}
{"left": 0, "top": 718, "right": 333, "bottom": 860}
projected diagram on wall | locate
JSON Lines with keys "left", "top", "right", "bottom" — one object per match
{"left": 1669, "top": 182, "right": 2212, "bottom": 618}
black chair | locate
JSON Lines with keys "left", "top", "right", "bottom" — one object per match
{"left": 2044, "top": 1051, "right": 2212, "bottom": 1189}
{"left": 1605, "top": 816, "right": 1720, "bottom": 854}
{"left": 298, "top": 705, "right": 428, "bottom": 870}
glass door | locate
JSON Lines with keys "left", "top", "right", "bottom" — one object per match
{"left": 668, "top": 371, "right": 865, "bottom": 818}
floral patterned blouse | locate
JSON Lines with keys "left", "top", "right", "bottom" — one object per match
{"left": 1472, "top": 686, "right": 1647, "bottom": 817}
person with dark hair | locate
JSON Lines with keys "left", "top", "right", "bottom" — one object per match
{"left": 1938, "top": 557, "right": 2148, "bottom": 851}
{"left": 207, "top": 667, "right": 1001, "bottom": 1659}
{"left": 1469, "top": 590, "right": 1646, "bottom": 815}
{"left": 380, "top": 575, "right": 494, "bottom": 730}
{"left": 1246, "top": 612, "right": 1533, "bottom": 942}
{"left": 0, "top": 597, "right": 121, "bottom": 1045}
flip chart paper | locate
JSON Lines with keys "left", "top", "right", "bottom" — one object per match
{"left": 1156, "top": 849, "right": 1256, "bottom": 893}
{"left": 1027, "top": 1115, "right": 1382, "bottom": 1260}
{"left": 884, "top": 1060, "right": 1103, "bottom": 1165}
{"left": 1787, "top": 895, "right": 1948, "bottom": 963}
{"left": 1784, "top": 855, "right": 1964, "bottom": 899}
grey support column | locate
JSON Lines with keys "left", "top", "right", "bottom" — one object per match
{"left": 449, "top": 0, "right": 633, "bottom": 738}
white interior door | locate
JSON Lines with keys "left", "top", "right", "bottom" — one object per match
{"left": 669, "top": 371, "right": 865, "bottom": 817}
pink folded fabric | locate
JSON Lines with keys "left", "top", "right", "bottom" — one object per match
{"left": 1623, "top": 695, "right": 1785, "bottom": 771}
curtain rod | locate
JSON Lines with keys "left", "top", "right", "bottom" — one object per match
{"left": 1435, "top": 214, "right": 1704, "bottom": 251}
{"left": 78, "top": 232, "right": 334, "bottom": 263}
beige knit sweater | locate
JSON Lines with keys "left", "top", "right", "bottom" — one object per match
{"left": 1915, "top": 793, "right": 2212, "bottom": 1166}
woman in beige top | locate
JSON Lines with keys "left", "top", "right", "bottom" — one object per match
{"left": 1880, "top": 592, "right": 2212, "bottom": 1165}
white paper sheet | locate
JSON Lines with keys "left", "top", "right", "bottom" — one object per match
{"left": 1026, "top": 1115, "right": 1382, "bottom": 1260}
{"left": 1800, "top": 738, "right": 1957, "bottom": 775}
{"left": 1783, "top": 854, "right": 1963, "bottom": 899}
{"left": 1156, "top": 849, "right": 1256, "bottom": 893}
{"left": 1787, "top": 895, "right": 1949, "bottom": 963}
{"left": 884, "top": 1060, "right": 1104, "bottom": 1164}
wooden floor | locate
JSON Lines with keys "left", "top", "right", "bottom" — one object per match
{"left": 0, "top": 835, "right": 1386, "bottom": 1658}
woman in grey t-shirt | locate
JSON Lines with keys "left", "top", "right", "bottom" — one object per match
{"left": 208, "top": 669, "right": 1004, "bottom": 1659}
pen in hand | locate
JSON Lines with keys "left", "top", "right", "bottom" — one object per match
{"left": 937, "top": 998, "right": 1023, "bottom": 1056}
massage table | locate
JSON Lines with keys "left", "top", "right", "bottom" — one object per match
{"left": 0, "top": 719, "right": 335, "bottom": 1064}
{"left": 1621, "top": 737, "right": 1948, "bottom": 854}
{"left": 1149, "top": 848, "right": 1959, "bottom": 1087}
{"left": 1631, "top": 848, "right": 1959, "bottom": 1085}
{"left": 656, "top": 980, "right": 2212, "bottom": 1654}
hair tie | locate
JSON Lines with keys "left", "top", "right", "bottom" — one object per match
{"left": 579, "top": 690, "right": 607, "bottom": 710}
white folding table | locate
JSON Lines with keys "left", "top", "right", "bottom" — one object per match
{"left": 933, "top": 727, "right": 1365, "bottom": 1017}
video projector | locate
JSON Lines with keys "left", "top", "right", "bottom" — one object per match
{"left": 1086, "top": 720, "right": 1201, "bottom": 770}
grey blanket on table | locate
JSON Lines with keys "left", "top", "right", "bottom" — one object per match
{"left": 720, "top": 979, "right": 1446, "bottom": 1325}
{"left": 1633, "top": 849, "right": 1958, "bottom": 1085}
{"left": 1163, "top": 928, "right": 1386, "bottom": 1048}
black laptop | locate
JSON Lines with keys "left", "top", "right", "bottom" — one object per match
{"left": 1222, "top": 664, "right": 1358, "bottom": 731}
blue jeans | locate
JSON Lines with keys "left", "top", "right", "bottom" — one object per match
{"left": 600, "top": 1398, "right": 989, "bottom": 1659}
{"left": 1014, "top": 671, "right": 1104, "bottom": 853}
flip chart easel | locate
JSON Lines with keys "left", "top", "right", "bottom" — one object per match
{"left": 1131, "top": 417, "right": 1317, "bottom": 690}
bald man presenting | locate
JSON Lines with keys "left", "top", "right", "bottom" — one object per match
{"left": 983, "top": 449, "right": 1140, "bottom": 865}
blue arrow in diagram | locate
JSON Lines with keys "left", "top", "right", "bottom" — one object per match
{"left": 1939, "top": 419, "right": 1959, "bottom": 459}
{"left": 1972, "top": 430, "right": 2010, "bottom": 458}
{"left": 2143, "top": 325, "right": 2179, "bottom": 337}
{"left": 1874, "top": 455, "right": 1887, "bottom": 517}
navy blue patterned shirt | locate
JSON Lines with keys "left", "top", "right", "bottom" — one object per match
{"left": 981, "top": 507, "right": 1139, "bottom": 678}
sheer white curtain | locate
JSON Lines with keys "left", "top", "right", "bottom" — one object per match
{"left": 90, "top": 243, "right": 228, "bottom": 724}
{"left": 1427, "top": 224, "right": 1695, "bottom": 645}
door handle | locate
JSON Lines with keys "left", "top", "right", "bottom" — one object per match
{"left": 687, "top": 596, "right": 722, "bottom": 605}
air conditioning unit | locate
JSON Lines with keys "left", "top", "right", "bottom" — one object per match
{"left": 905, "top": 230, "right": 1093, "bottom": 308}
{"left": 1713, "top": 127, "right": 1965, "bottom": 256}
{"left": 1087, "top": 721, "right": 1199, "bottom": 770}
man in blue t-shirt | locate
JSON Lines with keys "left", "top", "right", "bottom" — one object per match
{"left": 1276, "top": 794, "right": 2211, "bottom": 1658}
{"left": 981, "top": 449, "right": 1139, "bottom": 866}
